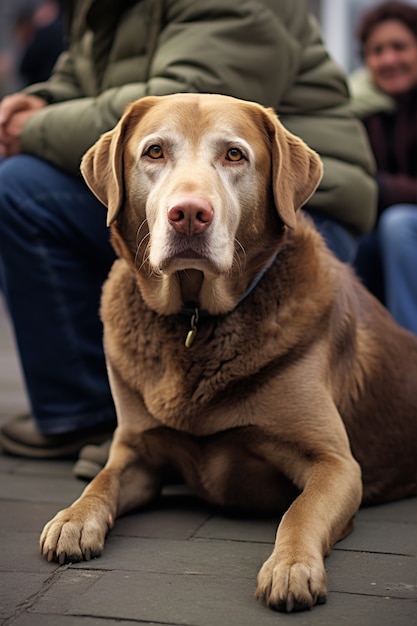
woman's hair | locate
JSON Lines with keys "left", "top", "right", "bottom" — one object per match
{"left": 357, "top": 1, "right": 417, "bottom": 55}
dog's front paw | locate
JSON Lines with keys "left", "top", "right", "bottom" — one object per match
{"left": 256, "top": 552, "right": 327, "bottom": 612}
{"left": 40, "top": 500, "right": 114, "bottom": 564}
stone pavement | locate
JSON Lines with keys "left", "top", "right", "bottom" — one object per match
{"left": 0, "top": 294, "right": 416, "bottom": 626}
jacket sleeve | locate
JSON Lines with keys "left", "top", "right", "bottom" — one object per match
{"left": 20, "top": 0, "right": 299, "bottom": 174}
{"left": 23, "top": 50, "right": 86, "bottom": 102}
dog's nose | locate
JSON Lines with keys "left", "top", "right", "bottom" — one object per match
{"left": 167, "top": 197, "right": 213, "bottom": 236}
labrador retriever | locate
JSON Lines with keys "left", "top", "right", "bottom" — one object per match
{"left": 40, "top": 93, "right": 417, "bottom": 612}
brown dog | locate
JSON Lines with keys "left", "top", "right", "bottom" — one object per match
{"left": 40, "top": 93, "right": 417, "bottom": 612}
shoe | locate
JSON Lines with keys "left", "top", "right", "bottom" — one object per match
{"left": 0, "top": 414, "right": 116, "bottom": 459}
{"left": 73, "top": 439, "right": 112, "bottom": 480}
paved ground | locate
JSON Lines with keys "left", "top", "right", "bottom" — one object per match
{"left": 0, "top": 294, "right": 416, "bottom": 626}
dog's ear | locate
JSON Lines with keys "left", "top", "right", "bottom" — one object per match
{"left": 264, "top": 108, "right": 323, "bottom": 229}
{"left": 81, "top": 118, "right": 127, "bottom": 226}
{"left": 81, "top": 97, "right": 159, "bottom": 226}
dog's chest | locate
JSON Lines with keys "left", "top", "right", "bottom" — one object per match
{"left": 101, "top": 263, "right": 286, "bottom": 433}
{"left": 113, "top": 308, "right": 261, "bottom": 430}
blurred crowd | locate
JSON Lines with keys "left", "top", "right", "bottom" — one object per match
{"left": 0, "top": 0, "right": 64, "bottom": 97}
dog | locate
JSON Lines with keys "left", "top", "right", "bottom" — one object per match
{"left": 40, "top": 93, "right": 417, "bottom": 612}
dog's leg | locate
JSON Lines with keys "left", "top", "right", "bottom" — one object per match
{"left": 256, "top": 419, "right": 362, "bottom": 612}
{"left": 39, "top": 437, "right": 161, "bottom": 563}
{"left": 40, "top": 364, "right": 162, "bottom": 563}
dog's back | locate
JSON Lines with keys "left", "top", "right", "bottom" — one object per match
{"left": 293, "top": 216, "right": 417, "bottom": 504}
{"left": 332, "top": 279, "right": 417, "bottom": 503}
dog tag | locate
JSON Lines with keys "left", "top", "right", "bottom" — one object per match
{"left": 185, "top": 308, "right": 199, "bottom": 348}
{"left": 185, "top": 327, "right": 197, "bottom": 348}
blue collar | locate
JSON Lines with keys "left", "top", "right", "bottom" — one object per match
{"left": 182, "top": 252, "right": 278, "bottom": 348}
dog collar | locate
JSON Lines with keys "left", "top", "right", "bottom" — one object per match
{"left": 238, "top": 251, "right": 278, "bottom": 305}
{"left": 182, "top": 252, "right": 278, "bottom": 348}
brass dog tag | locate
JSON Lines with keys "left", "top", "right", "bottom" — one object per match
{"left": 185, "top": 308, "right": 199, "bottom": 348}
{"left": 185, "top": 327, "right": 197, "bottom": 348}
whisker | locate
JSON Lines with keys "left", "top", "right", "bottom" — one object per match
{"left": 137, "top": 248, "right": 151, "bottom": 274}
{"left": 135, "top": 219, "right": 148, "bottom": 247}
{"left": 135, "top": 238, "right": 149, "bottom": 271}
{"left": 131, "top": 222, "right": 163, "bottom": 279}
{"left": 233, "top": 238, "right": 246, "bottom": 275}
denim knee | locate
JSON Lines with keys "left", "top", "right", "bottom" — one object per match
{"left": 378, "top": 204, "right": 417, "bottom": 249}
{"left": 0, "top": 154, "right": 40, "bottom": 196}
{"left": 0, "top": 156, "right": 26, "bottom": 223}
{"left": 0, "top": 155, "right": 51, "bottom": 237}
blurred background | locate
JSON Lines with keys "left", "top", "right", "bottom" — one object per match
{"left": 1, "top": 0, "right": 417, "bottom": 97}
{"left": 309, "top": 0, "right": 417, "bottom": 70}
{"left": 0, "top": 0, "right": 63, "bottom": 97}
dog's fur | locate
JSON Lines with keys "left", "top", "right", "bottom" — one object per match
{"left": 40, "top": 94, "right": 417, "bottom": 612}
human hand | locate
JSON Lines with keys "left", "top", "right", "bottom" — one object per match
{"left": 0, "top": 93, "right": 47, "bottom": 157}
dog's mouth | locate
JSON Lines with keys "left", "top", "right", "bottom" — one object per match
{"left": 157, "top": 237, "right": 221, "bottom": 275}
{"left": 149, "top": 224, "right": 235, "bottom": 283}
{"left": 160, "top": 252, "right": 220, "bottom": 276}
{"left": 176, "top": 248, "right": 204, "bottom": 260}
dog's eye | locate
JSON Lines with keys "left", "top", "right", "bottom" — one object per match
{"left": 226, "top": 148, "right": 244, "bottom": 162}
{"left": 145, "top": 144, "right": 164, "bottom": 159}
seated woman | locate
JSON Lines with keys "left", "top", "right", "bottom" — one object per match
{"left": 350, "top": 0, "right": 417, "bottom": 335}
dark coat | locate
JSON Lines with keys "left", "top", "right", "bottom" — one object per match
{"left": 349, "top": 68, "right": 417, "bottom": 216}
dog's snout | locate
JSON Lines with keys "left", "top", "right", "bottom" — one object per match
{"left": 167, "top": 196, "right": 213, "bottom": 236}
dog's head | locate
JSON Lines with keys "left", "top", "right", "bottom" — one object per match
{"left": 81, "top": 93, "right": 322, "bottom": 314}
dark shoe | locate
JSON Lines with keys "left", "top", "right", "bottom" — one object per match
{"left": 0, "top": 414, "right": 115, "bottom": 459}
{"left": 73, "top": 439, "right": 112, "bottom": 480}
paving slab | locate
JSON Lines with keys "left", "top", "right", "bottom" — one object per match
{"left": 24, "top": 568, "right": 300, "bottom": 625}
{"left": 328, "top": 550, "right": 416, "bottom": 599}
{"left": 356, "top": 497, "right": 417, "bottom": 522}
{"left": 0, "top": 501, "right": 68, "bottom": 533}
{"left": 195, "top": 513, "right": 278, "bottom": 543}
{"left": 0, "top": 455, "right": 23, "bottom": 473}
{"left": 0, "top": 572, "right": 52, "bottom": 622}
{"left": 9, "top": 459, "right": 81, "bottom": 479}
{"left": 0, "top": 473, "right": 84, "bottom": 503}
{"left": 0, "top": 528, "right": 61, "bottom": 574}
{"left": 72, "top": 535, "right": 271, "bottom": 578}
{"left": 9, "top": 616, "right": 147, "bottom": 626}
{"left": 27, "top": 568, "right": 417, "bottom": 626}
{"left": 339, "top": 519, "right": 416, "bottom": 555}
{"left": 114, "top": 506, "right": 213, "bottom": 540}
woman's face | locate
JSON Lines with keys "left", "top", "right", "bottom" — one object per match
{"left": 363, "top": 19, "right": 417, "bottom": 96}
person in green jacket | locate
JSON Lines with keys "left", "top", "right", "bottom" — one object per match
{"left": 0, "top": 0, "right": 376, "bottom": 473}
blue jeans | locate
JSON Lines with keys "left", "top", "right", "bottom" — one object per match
{"left": 353, "top": 229, "right": 385, "bottom": 304}
{"left": 378, "top": 204, "right": 417, "bottom": 335}
{"left": 0, "top": 156, "right": 356, "bottom": 434}
{"left": 307, "top": 211, "right": 358, "bottom": 264}
{"left": 0, "top": 155, "right": 117, "bottom": 434}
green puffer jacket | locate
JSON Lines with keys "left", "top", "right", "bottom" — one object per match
{"left": 22, "top": 0, "right": 376, "bottom": 234}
